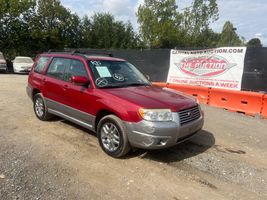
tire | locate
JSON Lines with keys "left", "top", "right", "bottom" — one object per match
{"left": 33, "top": 93, "right": 52, "bottom": 121}
{"left": 97, "top": 115, "right": 131, "bottom": 158}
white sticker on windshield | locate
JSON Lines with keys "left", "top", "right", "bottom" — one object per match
{"left": 96, "top": 66, "right": 112, "bottom": 77}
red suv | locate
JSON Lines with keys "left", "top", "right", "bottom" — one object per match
{"left": 27, "top": 51, "right": 204, "bottom": 158}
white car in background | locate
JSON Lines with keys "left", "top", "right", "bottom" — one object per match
{"left": 13, "top": 56, "right": 34, "bottom": 73}
{"left": 0, "top": 52, "right": 7, "bottom": 72}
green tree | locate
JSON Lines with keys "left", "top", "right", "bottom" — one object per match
{"left": 0, "top": 0, "right": 139, "bottom": 56}
{"left": 192, "top": 28, "right": 221, "bottom": 47}
{"left": 0, "top": 0, "right": 36, "bottom": 58}
{"left": 183, "top": 0, "right": 219, "bottom": 36}
{"left": 137, "top": 0, "right": 182, "bottom": 48}
{"left": 80, "top": 16, "right": 92, "bottom": 48}
{"left": 30, "top": 0, "right": 77, "bottom": 51}
{"left": 218, "top": 21, "right": 243, "bottom": 46}
{"left": 247, "top": 38, "right": 262, "bottom": 47}
{"left": 89, "top": 13, "right": 138, "bottom": 49}
{"left": 62, "top": 13, "right": 82, "bottom": 48}
{"left": 182, "top": 0, "right": 219, "bottom": 47}
{"left": 90, "top": 13, "right": 117, "bottom": 48}
{"left": 137, "top": 0, "right": 220, "bottom": 48}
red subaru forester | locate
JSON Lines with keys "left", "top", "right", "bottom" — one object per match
{"left": 27, "top": 51, "right": 204, "bottom": 158}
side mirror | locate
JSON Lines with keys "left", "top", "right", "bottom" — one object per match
{"left": 145, "top": 74, "right": 150, "bottom": 81}
{"left": 71, "top": 76, "right": 89, "bottom": 86}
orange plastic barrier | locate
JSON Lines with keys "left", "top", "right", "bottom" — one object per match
{"left": 261, "top": 94, "right": 267, "bottom": 118}
{"left": 209, "top": 88, "right": 264, "bottom": 116}
{"left": 167, "top": 84, "right": 210, "bottom": 104}
{"left": 152, "top": 82, "right": 168, "bottom": 88}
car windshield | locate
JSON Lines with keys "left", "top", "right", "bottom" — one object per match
{"left": 88, "top": 60, "right": 151, "bottom": 88}
{"left": 15, "top": 57, "right": 33, "bottom": 63}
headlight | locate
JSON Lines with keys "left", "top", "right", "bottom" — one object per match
{"left": 139, "top": 108, "right": 173, "bottom": 122}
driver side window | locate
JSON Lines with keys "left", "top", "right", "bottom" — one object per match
{"left": 64, "top": 59, "right": 88, "bottom": 82}
{"left": 46, "top": 58, "right": 70, "bottom": 80}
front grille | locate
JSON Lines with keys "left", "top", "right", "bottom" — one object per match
{"left": 179, "top": 105, "right": 201, "bottom": 125}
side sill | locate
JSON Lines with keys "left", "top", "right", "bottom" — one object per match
{"left": 48, "top": 108, "right": 95, "bottom": 132}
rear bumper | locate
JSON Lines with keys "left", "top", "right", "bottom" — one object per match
{"left": 124, "top": 112, "right": 204, "bottom": 149}
{"left": 14, "top": 69, "right": 31, "bottom": 73}
{"left": 0, "top": 64, "right": 7, "bottom": 71}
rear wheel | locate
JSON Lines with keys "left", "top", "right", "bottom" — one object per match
{"left": 33, "top": 93, "right": 52, "bottom": 121}
{"left": 97, "top": 115, "right": 131, "bottom": 158}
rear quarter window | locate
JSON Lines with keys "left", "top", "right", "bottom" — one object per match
{"left": 34, "top": 57, "right": 50, "bottom": 73}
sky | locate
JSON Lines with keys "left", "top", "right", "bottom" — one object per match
{"left": 60, "top": 0, "right": 267, "bottom": 46}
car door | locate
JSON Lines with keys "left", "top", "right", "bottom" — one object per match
{"left": 29, "top": 56, "right": 51, "bottom": 92}
{"left": 42, "top": 57, "right": 70, "bottom": 110}
{"left": 62, "top": 58, "right": 97, "bottom": 128}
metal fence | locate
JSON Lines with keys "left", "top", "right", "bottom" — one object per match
{"left": 5, "top": 47, "right": 264, "bottom": 92}
{"left": 106, "top": 47, "right": 267, "bottom": 92}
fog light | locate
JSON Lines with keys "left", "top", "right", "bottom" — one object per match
{"left": 158, "top": 139, "right": 168, "bottom": 146}
{"left": 143, "top": 136, "right": 156, "bottom": 146}
{"left": 160, "top": 139, "right": 168, "bottom": 145}
{"left": 143, "top": 125, "right": 155, "bottom": 133}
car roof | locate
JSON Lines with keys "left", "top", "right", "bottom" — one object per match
{"left": 40, "top": 52, "right": 125, "bottom": 62}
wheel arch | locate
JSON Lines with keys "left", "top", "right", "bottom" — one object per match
{"left": 32, "top": 88, "right": 41, "bottom": 99}
{"left": 94, "top": 109, "right": 117, "bottom": 132}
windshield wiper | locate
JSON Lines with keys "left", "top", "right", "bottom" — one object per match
{"left": 123, "top": 83, "right": 151, "bottom": 87}
{"left": 100, "top": 84, "right": 123, "bottom": 88}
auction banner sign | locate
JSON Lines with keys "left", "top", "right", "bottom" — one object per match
{"left": 167, "top": 47, "right": 247, "bottom": 90}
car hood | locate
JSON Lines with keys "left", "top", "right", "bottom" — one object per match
{"left": 103, "top": 85, "right": 197, "bottom": 112}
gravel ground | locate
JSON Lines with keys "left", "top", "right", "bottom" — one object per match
{"left": 0, "top": 74, "right": 267, "bottom": 200}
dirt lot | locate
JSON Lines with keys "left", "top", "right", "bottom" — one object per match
{"left": 0, "top": 74, "right": 266, "bottom": 200}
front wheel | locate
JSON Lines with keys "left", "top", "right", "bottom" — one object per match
{"left": 97, "top": 115, "right": 131, "bottom": 158}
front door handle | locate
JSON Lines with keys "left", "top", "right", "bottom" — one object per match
{"left": 63, "top": 84, "right": 68, "bottom": 91}
{"left": 42, "top": 78, "right": 46, "bottom": 84}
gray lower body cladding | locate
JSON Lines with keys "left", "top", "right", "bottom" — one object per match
{"left": 45, "top": 98, "right": 96, "bottom": 131}
{"left": 124, "top": 114, "right": 204, "bottom": 149}
{"left": 27, "top": 89, "right": 203, "bottom": 150}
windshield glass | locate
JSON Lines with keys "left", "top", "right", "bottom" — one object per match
{"left": 88, "top": 60, "right": 150, "bottom": 88}
{"left": 14, "top": 57, "right": 33, "bottom": 63}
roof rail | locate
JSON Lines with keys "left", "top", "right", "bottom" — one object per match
{"left": 47, "top": 49, "right": 68, "bottom": 53}
{"left": 46, "top": 49, "right": 113, "bottom": 57}
{"left": 71, "top": 49, "right": 113, "bottom": 57}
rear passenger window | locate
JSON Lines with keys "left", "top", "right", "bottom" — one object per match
{"left": 64, "top": 59, "right": 88, "bottom": 82}
{"left": 46, "top": 58, "right": 70, "bottom": 80}
{"left": 34, "top": 57, "right": 50, "bottom": 73}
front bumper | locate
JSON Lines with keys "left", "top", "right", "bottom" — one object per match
{"left": 124, "top": 112, "right": 204, "bottom": 149}
{"left": 14, "top": 66, "right": 31, "bottom": 73}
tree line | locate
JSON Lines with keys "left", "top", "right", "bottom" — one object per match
{"left": 0, "top": 0, "right": 263, "bottom": 58}
{"left": 137, "top": 0, "right": 262, "bottom": 48}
